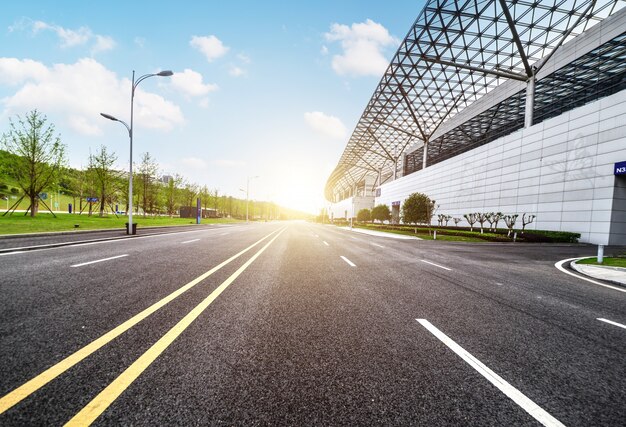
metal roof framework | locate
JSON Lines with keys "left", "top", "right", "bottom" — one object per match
{"left": 325, "top": 0, "right": 625, "bottom": 202}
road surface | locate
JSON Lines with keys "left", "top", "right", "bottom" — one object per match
{"left": 0, "top": 222, "right": 624, "bottom": 425}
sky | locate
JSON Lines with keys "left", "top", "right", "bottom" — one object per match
{"left": 0, "top": 1, "right": 425, "bottom": 214}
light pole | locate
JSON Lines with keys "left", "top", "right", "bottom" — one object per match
{"left": 241, "top": 176, "right": 259, "bottom": 223}
{"left": 101, "top": 69, "right": 173, "bottom": 234}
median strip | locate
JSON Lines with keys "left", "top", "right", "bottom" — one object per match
{"left": 0, "top": 226, "right": 285, "bottom": 415}
{"left": 70, "top": 254, "right": 129, "bottom": 268}
{"left": 416, "top": 319, "right": 565, "bottom": 427}
{"left": 65, "top": 227, "right": 286, "bottom": 426}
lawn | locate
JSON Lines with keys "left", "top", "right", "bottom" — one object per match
{"left": 577, "top": 257, "right": 626, "bottom": 268}
{"left": 0, "top": 212, "right": 240, "bottom": 235}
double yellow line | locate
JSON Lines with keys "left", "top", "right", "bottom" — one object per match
{"left": 0, "top": 226, "right": 287, "bottom": 425}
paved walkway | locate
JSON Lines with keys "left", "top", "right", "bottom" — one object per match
{"left": 336, "top": 226, "right": 422, "bottom": 240}
{"left": 571, "top": 261, "right": 626, "bottom": 286}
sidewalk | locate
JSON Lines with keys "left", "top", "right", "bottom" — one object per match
{"left": 571, "top": 261, "right": 626, "bottom": 286}
{"left": 336, "top": 226, "right": 422, "bottom": 240}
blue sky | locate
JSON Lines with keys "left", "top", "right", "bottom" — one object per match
{"left": 0, "top": 1, "right": 424, "bottom": 213}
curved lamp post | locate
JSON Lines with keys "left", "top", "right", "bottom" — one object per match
{"left": 101, "top": 70, "right": 173, "bottom": 234}
{"left": 244, "top": 176, "right": 259, "bottom": 223}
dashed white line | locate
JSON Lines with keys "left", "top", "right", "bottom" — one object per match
{"left": 340, "top": 256, "right": 356, "bottom": 267}
{"left": 71, "top": 254, "right": 129, "bottom": 268}
{"left": 181, "top": 239, "right": 200, "bottom": 244}
{"left": 495, "top": 282, "right": 504, "bottom": 286}
{"left": 597, "top": 318, "right": 626, "bottom": 330}
{"left": 420, "top": 259, "right": 451, "bottom": 271}
{"left": 371, "top": 243, "right": 385, "bottom": 248}
{"left": 323, "top": 241, "right": 329, "bottom": 246}
{"left": 416, "top": 319, "right": 565, "bottom": 427}
{"left": 220, "top": 232, "right": 230, "bottom": 236}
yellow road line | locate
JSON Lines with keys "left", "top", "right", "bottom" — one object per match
{"left": 0, "top": 227, "right": 283, "bottom": 415}
{"left": 65, "top": 227, "right": 286, "bottom": 426}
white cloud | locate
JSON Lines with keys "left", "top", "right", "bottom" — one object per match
{"left": 320, "top": 45, "right": 329, "bottom": 55}
{"left": 0, "top": 57, "right": 184, "bottom": 135}
{"left": 134, "top": 37, "right": 146, "bottom": 48}
{"left": 229, "top": 66, "right": 245, "bottom": 77}
{"left": 92, "top": 35, "right": 116, "bottom": 54}
{"left": 181, "top": 157, "right": 208, "bottom": 170}
{"left": 171, "top": 69, "right": 218, "bottom": 97}
{"left": 237, "top": 53, "right": 251, "bottom": 64}
{"left": 190, "top": 35, "right": 229, "bottom": 62}
{"left": 324, "top": 19, "right": 396, "bottom": 76}
{"left": 0, "top": 58, "right": 49, "bottom": 85}
{"left": 212, "top": 159, "right": 246, "bottom": 167}
{"left": 304, "top": 111, "right": 347, "bottom": 140}
{"left": 11, "top": 19, "right": 115, "bottom": 54}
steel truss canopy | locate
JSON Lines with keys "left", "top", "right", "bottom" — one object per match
{"left": 325, "top": 0, "right": 625, "bottom": 202}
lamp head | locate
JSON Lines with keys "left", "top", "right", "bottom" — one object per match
{"left": 157, "top": 70, "right": 174, "bottom": 76}
{"left": 100, "top": 113, "right": 118, "bottom": 121}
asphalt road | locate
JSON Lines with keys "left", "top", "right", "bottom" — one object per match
{"left": 0, "top": 222, "right": 624, "bottom": 426}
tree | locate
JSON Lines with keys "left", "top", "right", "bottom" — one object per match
{"left": 521, "top": 213, "right": 536, "bottom": 234}
{"left": 371, "top": 204, "right": 391, "bottom": 223}
{"left": 477, "top": 212, "right": 489, "bottom": 233}
{"left": 464, "top": 213, "right": 478, "bottom": 231}
{"left": 2, "top": 110, "right": 66, "bottom": 216}
{"left": 503, "top": 214, "right": 518, "bottom": 237}
{"left": 357, "top": 208, "right": 371, "bottom": 222}
{"left": 401, "top": 192, "right": 436, "bottom": 225}
{"left": 164, "top": 174, "right": 183, "bottom": 217}
{"left": 87, "top": 145, "right": 119, "bottom": 216}
{"left": 137, "top": 152, "right": 159, "bottom": 216}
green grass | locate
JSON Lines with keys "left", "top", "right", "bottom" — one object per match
{"left": 577, "top": 257, "right": 626, "bottom": 268}
{"left": 0, "top": 212, "right": 240, "bottom": 235}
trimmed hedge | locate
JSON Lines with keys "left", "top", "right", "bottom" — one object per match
{"left": 351, "top": 223, "right": 580, "bottom": 243}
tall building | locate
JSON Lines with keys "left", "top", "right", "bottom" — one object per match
{"left": 326, "top": 1, "right": 626, "bottom": 244}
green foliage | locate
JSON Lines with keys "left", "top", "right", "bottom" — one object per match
{"left": 401, "top": 192, "right": 436, "bottom": 225}
{"left": 1, "top": 110, "right": 66, "bottom": 216}
{"left": 371, "top": 204, "right": 391, "bottom": 223}
{"left": 356, "top": 208, "right": 371, "bottom": 222}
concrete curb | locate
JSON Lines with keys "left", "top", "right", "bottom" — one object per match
{"left": 570, "top": 259, "right": 626, "bottom": 287}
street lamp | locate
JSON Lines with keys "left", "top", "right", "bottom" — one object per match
{"left": 242, "top": 176, "right": 259, "bottom": 223}
{"left": 101, "top": 69, "right": 173, "bottom": 234}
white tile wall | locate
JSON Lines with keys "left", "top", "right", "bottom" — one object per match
{"left": 374, "top": 90, "right": 626, "bottom": 245}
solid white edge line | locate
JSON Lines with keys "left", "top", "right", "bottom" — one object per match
{"left": 0, "top": 251, "right": 26, "bottom": 256}
{"left": 597, "top": 318, "right": 626, "bottom": 330}
{"left": 323, "top": 241, "right": 329, "bottom": 246}
{"left": 71, "top": 254, "right": 129, "bottom": 268}
{"left": 420, "top": 259, "right": 452, "bottom": 271}
{"left": 340, "top": 256, "right": 356, "bottom": 267}
{"left": 554, "top": 258, "right": 626, "bottom": 293}
{"left": 416, "top": 319, "right": 565, "bottom": 427}
{"left": 181, "top": 239, "right": 200, "bottom": 244}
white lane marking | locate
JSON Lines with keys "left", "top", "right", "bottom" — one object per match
{"left": 340, "top": 256, "right": 356, "bottom": 267}
{"left": 350, "top": 236, "right": 359, "bottom": 240}
{"left": 555, "top": 258, "right": 626, "bottom": 294}
{"left": 0, "top": 251, "right": 26, "bottom": 256}
{"left": 220, "top": 232, "right": 230, "bottom": 236}
{"left": 597, "top": 318, "right": 626, "bottom": 330}
{"left": 495, "top": 282, "right": 504, "bottom": 286}
{"left": 420, "top": 259, "right": 452, "bottom": 271}
{"left": 71, "top": 254, "right": 129, "bottom": 268}
{"left": 181, "top": 239, "right": 200, "bottom": 244}
{"left": 323, "top": 241, "right": 329, "bottom": 246}
{"left": 416, "top": 319, "right": 566, "bottom": 427}
{"left": 371, "top": 243, "right": 385, "bottom": 248}
{"left": 314, "top": 234, "right": 319, "bottom": 238}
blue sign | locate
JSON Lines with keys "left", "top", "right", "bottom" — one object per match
{"left": 86, "top": 197, "right": 99, "bottom": 202}
{"left": 615, "top": 161, "right": 626, "bottom": 175}
{"left": 39, "top": 192, "right": 47, "bottom": 200}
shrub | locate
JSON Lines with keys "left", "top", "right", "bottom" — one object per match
{"left": 357, "top": 208, "right": 371, "bottom": 222}
{"left": 402, "top": 192, "right": 436, "bottom": 224}
{"left": 371, "top": 204, "right": 391, "bottom": 223}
